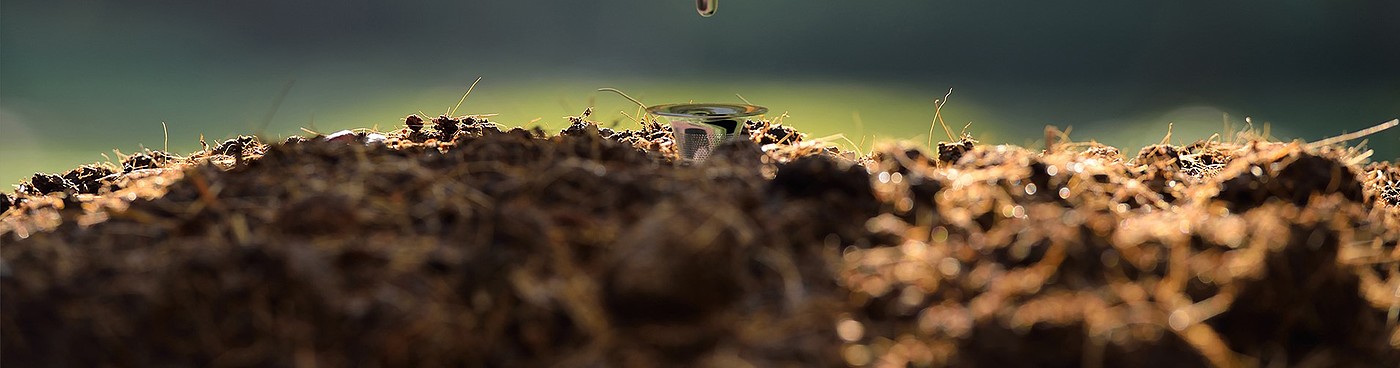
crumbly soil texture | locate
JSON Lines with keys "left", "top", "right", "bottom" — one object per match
{"left": 2, "top": 113, "right": 1399, "bottom": 367}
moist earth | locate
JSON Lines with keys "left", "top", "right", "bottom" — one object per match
{"left": 2, "top": 114, "right": 1398, "bottom": 367}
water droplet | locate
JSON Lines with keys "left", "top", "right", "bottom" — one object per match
{"left": 1250, "top": 165, "right": 1263, "bottom": 177}
{"left": 878, "top": 171, "right": 891, "bottom": 183}
{"left": 891, "top": 172, "right": 904, "bottom": 184}
{"left": 931, "top": 226, "right": 949, "bottom": 243}
{"left": 1061, "top": 209, "right": 1082, "bottom": 226}
{"left": 837, "top": 318, "right": 865, "bottom": 342}
{"left": 1024, "top": 183, "right": 1038, "bottom": 195}
{"left": 1100, "top": 249, "right": 1119, "bottom": 268}
{"left": 697, "top": 0, "right": 717, "bottom": 17}
{"left": 842, "top": 247, "right": 861, "bottom": 262}
{"left": 899, "top": 286, "right": 925, "bottom": 307}
{"left": 1168, "top": 309, "right": 1191, "bottom": 331}
{"left": 897, "top": 198, "right": 914, "bottom": 212}
{"left": 938, "top": 257, "right": 961, "bottom": 277}
{"left": 1046, "top": 165, "right": 1058, "bottom": 176}
{"left": 901, "top": 240, "right": 927, "bottom": 257}
{"left": 1058, "top": 187, "right": 1071, "bottom": 199}
{"left": 843, "top": 344, "right": 873, "bottom": 366}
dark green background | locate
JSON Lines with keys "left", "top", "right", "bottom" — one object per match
{"left": 3, "top": 0, "right": 1397, "bottom": 184}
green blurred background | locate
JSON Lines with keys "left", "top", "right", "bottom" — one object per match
{"left": 2, "top": 0, "right": 1397, "bottom": 185}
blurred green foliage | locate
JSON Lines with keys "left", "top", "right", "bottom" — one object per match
{"left": 2, "top": 0, "right": 1397, "bottom": 184}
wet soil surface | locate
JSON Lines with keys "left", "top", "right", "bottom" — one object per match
{"left": 2, "top": 114, "right": 1398, "bottom": 367}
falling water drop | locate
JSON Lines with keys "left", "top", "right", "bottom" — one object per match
{"left": 697, "top": 0, "right": 717, "bottom": 17}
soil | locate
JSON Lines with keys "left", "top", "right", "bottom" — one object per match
{"left": 2, "top": 113, "right": 1398, "bottom": 367}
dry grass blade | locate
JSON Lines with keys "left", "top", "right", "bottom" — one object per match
{"left": 1309, "top": 119, "right": 1399, "bottom": 148}
{"left": 448, "top": 76, "right": 484, "bottom": 117}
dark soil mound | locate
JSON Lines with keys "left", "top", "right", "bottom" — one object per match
{"left": 3, "top": 114, "right": 1398, "bottom": 367}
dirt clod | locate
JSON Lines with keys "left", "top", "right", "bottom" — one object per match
{"left": 121, "top": 151, "right": 172, "bottom": 172}
{"left": 61, "top": 165, "right": 114, "bottom": 194}
{"left": 1212, "top": 146, "right": 1365, "bottom": 212}
{"left": 745, "top": 119, "right": 804, "bottom": 145}
{"left": 937, "top": 135, "right": 977, "bottom": 165}
{"left": 27, "top": 173, "right": 74, "bottom": 194}
{"left": 433, "top": 114, "right": 460, "bottom": 138}
{"left": 1135, "top": 144, "right": 1181, "bottom": 167}
{"left": 214, "top": 135, "right": 257, "bottom": 156}
{"left": 405, "top": 114, "right": 424, "bottom": 132}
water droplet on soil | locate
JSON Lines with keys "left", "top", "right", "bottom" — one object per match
{"left": 939, "top": 257, "right": 961, "bottom": 277}
{"left": 837, "top": 318, "right": 865, "bottom": 342}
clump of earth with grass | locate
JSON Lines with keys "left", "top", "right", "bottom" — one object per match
{"left": 2, "top": 111, "right": 1398, "bottom": 367}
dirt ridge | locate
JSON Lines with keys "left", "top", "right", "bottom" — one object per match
{"left": 2, "top": 114, "right": 1398, "bottom": 367}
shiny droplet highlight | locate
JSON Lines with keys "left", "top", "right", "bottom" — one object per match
{"left": 697, "top": 0, "right": 717, "bottom": 17}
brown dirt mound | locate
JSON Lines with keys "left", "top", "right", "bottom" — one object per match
{"left": 2, "top": 114, "right": 1398, "bottom": 367}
